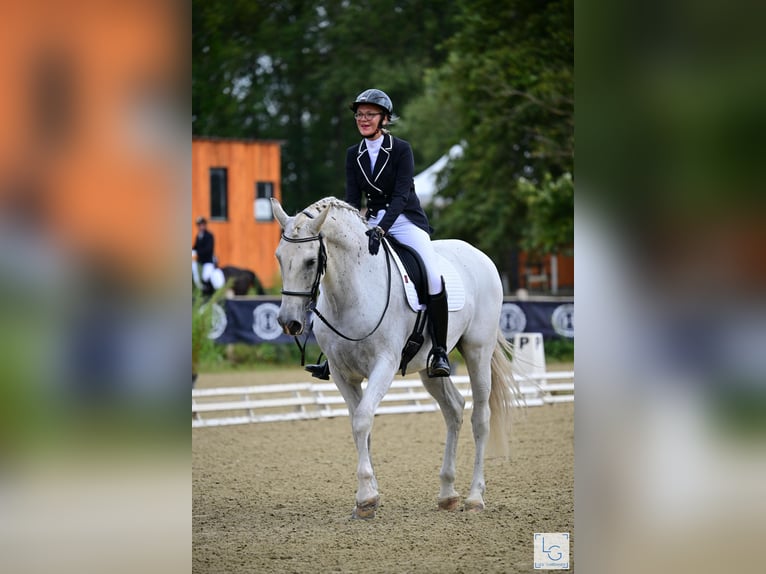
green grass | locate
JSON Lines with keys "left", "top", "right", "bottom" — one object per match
{"left": 197, "top": 342, "right": 325, "bottom": 372}
{"left": 196, "top": 338, "right": 573, "bottom": 372}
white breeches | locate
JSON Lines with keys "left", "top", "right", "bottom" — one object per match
{"left": 369, "top": 211, "right": 443, "bottom": 295}
{"left": 200, "top": 262, "right": 225, "bottom": 289}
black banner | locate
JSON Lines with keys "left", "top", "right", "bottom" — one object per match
{"left": 207, "top": 297, "right": 574, "bottom": 344}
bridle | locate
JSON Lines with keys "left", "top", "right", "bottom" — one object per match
{"left": 279, "top": 232, "right": 327, "bottom": 302}
{"left": 279, "top": 230, "right": 393, "bottom": 345}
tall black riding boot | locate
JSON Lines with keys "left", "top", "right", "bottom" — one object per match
{"left": 427, "top": 279, "right": 450, "bottom": 377}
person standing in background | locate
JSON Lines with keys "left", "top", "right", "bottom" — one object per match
{"left": 192, "top": 216, "right": 218, "bottom": 294}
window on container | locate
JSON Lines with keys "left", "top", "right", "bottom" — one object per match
{"left": 210, "top": 167, "right": 228, "bottom": 220}
{"left": 254, "top": 181, "right": 274, "bottom": 221}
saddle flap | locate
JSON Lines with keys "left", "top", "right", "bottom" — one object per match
{"left": 384, "top": 237, "right": 465, "bottom": 313}
{"left": 384, "top": 236, "right": 428, "bottom": 306}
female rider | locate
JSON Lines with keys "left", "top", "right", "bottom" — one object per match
{"left": 345, "top": 88, "right": 450, "bottom": 378}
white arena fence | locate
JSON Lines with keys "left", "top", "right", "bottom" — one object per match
{"left": 192, "top": 371, "right": 574, "bottom": 428}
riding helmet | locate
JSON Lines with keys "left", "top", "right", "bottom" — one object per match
{"left": 350, "top": 88, "right": 393, "bottom": 118}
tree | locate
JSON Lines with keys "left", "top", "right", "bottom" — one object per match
{"left": 192, "top": 0, "right": 460, "bottom": 213}
{"left": 409, "top": 0, "right": 573, "bottom": 281}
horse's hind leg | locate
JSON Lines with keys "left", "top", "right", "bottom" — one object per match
{"left": 420, "top": 371, "right": 465, "bottom": 510}
{"left": 459, "top": 342, "right": 494, "bottom": 511}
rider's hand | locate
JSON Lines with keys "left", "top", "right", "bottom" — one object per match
{"left": 365, "top": 226, "right": 384, "bottom": 256}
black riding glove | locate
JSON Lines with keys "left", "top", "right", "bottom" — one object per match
{"left": 365, "top": 226, "right": 384, "bottom": 256}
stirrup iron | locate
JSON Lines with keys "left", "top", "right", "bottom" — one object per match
{"left": 305, "top": 353, "right": 331, "bottom": 380}
{"left": 428, "top": 347, "right": 451, "bottom": 378}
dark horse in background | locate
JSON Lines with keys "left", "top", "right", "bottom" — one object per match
{"left": 220, "top": 265, "right": 265, "bottom": 296}
{"left": 196, "top": 265, "right": 265, "bottom": 298}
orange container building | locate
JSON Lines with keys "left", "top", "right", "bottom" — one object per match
{"left": 192, "top": 137, "right": 284, "bottom": 290}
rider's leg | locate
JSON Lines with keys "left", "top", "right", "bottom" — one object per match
{"left": 385, "top": 215, "right": 450, "bottom": 377}
{"left": 427, "top": 277, "right": 450, "bottom": 377}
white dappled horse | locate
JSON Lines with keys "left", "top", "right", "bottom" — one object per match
{"left": 272, "top": 197, "right": 519, "bottom": 518}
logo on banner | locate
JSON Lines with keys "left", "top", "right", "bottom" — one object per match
{"left": 202, "top": 302, "right": 227, "bottom": 340}
{"left": 253, "top": 303, "right": 283, "bottom": 340}
{"left": 500, "top": 303, "right": 527, "bottom": 338}
{"left": 551, "top": 304, "right": 574, "bottom": 338}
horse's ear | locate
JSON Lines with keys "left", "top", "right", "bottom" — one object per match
{"left": 306, "top": 205, "right": 330, "bottom": 235}
{"left": 271, "top": 198, "right": 289, "bottom": 229}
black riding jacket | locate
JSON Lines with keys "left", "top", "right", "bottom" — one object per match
{"left": 345, "top": 133, "right": 432, "bottom": 235}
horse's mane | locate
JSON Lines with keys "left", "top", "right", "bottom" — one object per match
{"left": 304, "top": 197, "right": 363, "bottom": 220}
{"left": 294, "top": 196, "right": 366, "bottom": 233}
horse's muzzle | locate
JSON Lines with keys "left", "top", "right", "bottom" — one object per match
{"left": 280, "top": 319, "right": 303, "bottom": 336}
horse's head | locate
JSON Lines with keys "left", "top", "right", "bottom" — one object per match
{"left": 272, "top": 198, "right": 331, "bottom": 336}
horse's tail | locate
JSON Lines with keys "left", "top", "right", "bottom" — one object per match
{"left": 488, "top": 329, "right": 523, "bottom": 459}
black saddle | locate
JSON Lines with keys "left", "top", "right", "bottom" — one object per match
{"left": 383, "top": 235, "right": 428, "bottom": 306}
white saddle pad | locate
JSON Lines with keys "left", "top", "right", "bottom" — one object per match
{"left": 388, "top": 247, "right": 465, "bottom": 312}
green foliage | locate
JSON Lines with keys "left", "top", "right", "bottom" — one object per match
{"left": 198, "top": 336, "right": 571, "bottom": 371}
{"left": 396, "top": 67, "right": 465, "bottom": 169}
{"left": 517, "top": 172, "right": 574, "bottom": 256}
{"left": 220, "top": 342, "right": 323, "bottom": 370}
{"left": 543, "top": 337, "right": 574, "bottom": 362}
{"left": 413, "top": 0, "right": 574, "bottom": 275}
{"left": 191, "top": 286, "right": 228, "bottom": 373}
{"left": 193, "top": 0, "right": 460, "bottom": 212}
{"left": 197, "top": 341, "right": 324, "bottom": 372}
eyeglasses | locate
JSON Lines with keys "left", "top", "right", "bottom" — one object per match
{"left": 354, "top": 112, "right": 383, "bottom": 121}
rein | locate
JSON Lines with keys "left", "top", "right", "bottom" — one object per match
{"left": 280, "top": 230, "right": 393, "bottom": 361}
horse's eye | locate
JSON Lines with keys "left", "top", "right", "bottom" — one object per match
{"left": 306, "top": 258, "right": 316, "bottom": 268}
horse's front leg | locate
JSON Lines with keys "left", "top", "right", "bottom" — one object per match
{"left": 348, "top": 361, "right": 395, "bottom": 519}
{"left": 330, "top": 370, "right": 369, "bottom": 474}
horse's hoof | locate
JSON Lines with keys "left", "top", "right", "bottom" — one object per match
{"left": 352, "top": 497, "right": 379, "bottom": 520}
{"left": 438, "top": 496, "right": 461, "bottom": 511}
{"left": 464, "top": 499, "right": 485, "bottom": 512}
